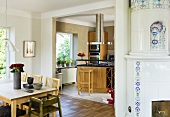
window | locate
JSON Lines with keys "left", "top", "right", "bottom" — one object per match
{"left": 56, "top": 32, "right": 73, "bottom": 61}
{"left": 56, "top": 32, "right": 78, "bottom": 67}
{"left": 0, "top": 27, "right": 9, "bottom": 79}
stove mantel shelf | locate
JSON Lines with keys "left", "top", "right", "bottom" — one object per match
{"left": 125, "top": 55, "right": 170, "bottom": 60}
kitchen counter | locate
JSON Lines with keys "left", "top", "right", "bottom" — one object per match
{"left": 77, "top": 64, "right": 114, "bottom": 67}
{"left": 76, "top": 59, "right": 114, "bottom": 62}
{"left": 76, "top": 59, "right": 114, "bottom": 67}
{"left": 77, "top": 65, "right": 114, "bottom": 93}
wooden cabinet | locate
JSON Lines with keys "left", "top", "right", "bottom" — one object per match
{"left": 88, "top": 32, "right": 108, "bottom": 60}
{"left": 77, "top": 66, "right": 109, "bottom": 92}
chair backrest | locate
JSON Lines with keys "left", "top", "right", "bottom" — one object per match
{"left": 21, "top": 73, "right": 27, "bottom": 82}
{"left": 45, "top": 77, "right": 60, "bottom": 95}
{"left": 30, "top": 74, "right": 43, "bottom": 83}
{"left": 28, "top": 94, "right": 62, "bottom": 117}
{"left": 43, "top": 94, "right": 59, "bottom": 107}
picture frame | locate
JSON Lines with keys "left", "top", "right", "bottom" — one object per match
{"left": 23, "top": 41, "right": 36, "bottom": 57}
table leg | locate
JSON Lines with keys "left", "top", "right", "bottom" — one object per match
{"left": 11, "top": 100, "right": 16, "bottom": 117}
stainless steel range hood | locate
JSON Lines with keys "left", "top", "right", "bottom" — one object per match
{"left": 89, "top": 14, "right": 112, "bottom": 45}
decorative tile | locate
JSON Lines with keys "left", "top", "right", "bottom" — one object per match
{"left": 131, "top": 0, "right": 150, "bottom": 11}
{"left": 135, "top": 61, "right": 141, "bottom": 117}
{"left": 152, "top": 0, "right": 170, "bottom": 9}
{"left": 150, "top": 21, "right": 166, "bottom": 50}
{"left": 131, "top": 0, "right": 170, "bottom": 12}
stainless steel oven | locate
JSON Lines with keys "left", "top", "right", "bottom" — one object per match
{"left": 89, "top": 52, "right": 100, "bottom": 64}
{"left": 89, "top": 44, "right": 100, "bottom": 52}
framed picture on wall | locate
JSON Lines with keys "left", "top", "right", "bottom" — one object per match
{"left": 23, "top": 41, "right": 36, "bottom": 57}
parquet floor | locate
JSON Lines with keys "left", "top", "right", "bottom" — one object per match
{"left": 0, "top": 95, "right": 115, "bottom": 117}
{"left": 59, "top": 94, "right": 115, "bottom": 117}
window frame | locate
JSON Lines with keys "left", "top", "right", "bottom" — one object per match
{"left": 56, "top": 32, "right": 73, "bottom": 60}
{"left": 0, "top": 27, "right": 10, "bottom": 80}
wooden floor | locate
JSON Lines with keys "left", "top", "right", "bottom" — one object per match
{"left": 58, "top": 94, "right": 115, "bottom": 117}
{"left": 0, "top": 92, "right": 115, "bottom": 117}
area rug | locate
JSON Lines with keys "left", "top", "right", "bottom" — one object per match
{"left": 60, "top": 84, "right": 112, "bottom": 104}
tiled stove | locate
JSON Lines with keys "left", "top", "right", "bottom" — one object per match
{"left": 125, "top": 0, "right": 170, "bottom": 117}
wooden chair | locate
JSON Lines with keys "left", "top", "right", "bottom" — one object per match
{"left": 30, "top": 74, "right": 43, "bottom": 83}
{"left": 45, "top": 77, "right": 60, "bottom": 95}
{"left": 21, "top": 73, "right": 27, "bottom": 82}
{"left": 78, "top": 69, "right": 93, "bottom": 96}
{"left": 28, "top": 94, "right": 62, "bottom": 117}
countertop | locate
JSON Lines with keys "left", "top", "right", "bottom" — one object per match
{"left": 56, "top": 66, "right": 76, "bottom": 69}
{"left": 76, "top": 59, "right": 114, "bottom": 67}
{"left": 77, "top": 64, "right": 114, "bottom": 67}
{"left": 76, "top": 59, "right": 114, "bottom": 62}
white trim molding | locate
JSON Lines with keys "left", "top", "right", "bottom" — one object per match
{"left": 41, "top": 0, "right": 115, "bottom": 19}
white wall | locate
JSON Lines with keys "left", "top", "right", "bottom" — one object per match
{"left": 41, "top": 17, "right": 56, "bottom": 83}
{"left": 0, "top": 13, "right": 41, "bottom": 78}
{"left": 115, "top": 0, "right": 130, "bottom": 117}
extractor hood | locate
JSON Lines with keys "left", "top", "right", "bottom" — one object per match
{"left": 88, "top": 14, "right": 112, "bottom": 45}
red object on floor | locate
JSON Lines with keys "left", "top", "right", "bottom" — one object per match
{"left": 102, "top": 88, "right": 114, "bottom": 105}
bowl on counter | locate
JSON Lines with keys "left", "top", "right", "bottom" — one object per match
{"left": 23, "top": 84, "right": 28, "bottom": 89}
{"left": 23, "top": 84, "right": 34, "bottom": 89}
{"left": 33, "top": 83, "right": 43, "bottom": 90}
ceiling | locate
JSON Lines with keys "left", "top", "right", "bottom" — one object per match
{"left": 59, "top": 7, "right": 115, "bottom": 23}
{"left": 0, "top": 0, "right": 106, "bottom": 13}
{"left": 0, "top": 0, "right": 115, "bottom": 23}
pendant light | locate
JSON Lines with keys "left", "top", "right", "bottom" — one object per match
{"left": 1, "top": 0, "right": 19, "bottom": 52}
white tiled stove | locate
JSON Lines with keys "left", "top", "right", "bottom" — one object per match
{"left": 126, "top": 0, "right": 170, "bottom": 117}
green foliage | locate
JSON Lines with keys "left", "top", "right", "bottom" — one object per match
{"left": 65, "top": 57, "right": 72, "bottom": 64}
{"left": 56, "top": 37, "right": 70, "bottom": 64}
{"left": 56, "top": 58, "right": 61, "bottom": 65}
{"left": 0, "top": 29, "right": 6, "bottom": 76}
{"left": 57, "top": 38, "right": 70, "bottom": 60}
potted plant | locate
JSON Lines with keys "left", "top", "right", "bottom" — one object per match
{"left": 65, "top": 58, "right": 72, "bottom": 67}
{"left": 56, "top": 58, "right": 61, "bottom": 67}
{"left": 71, "top": 60, "right": 75, "bottom": 66}
{"left": 60, "top": 60, "right": 65, "bottom": 67}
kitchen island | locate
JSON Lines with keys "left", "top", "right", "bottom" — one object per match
{"left": 77, "top": 59, "right": 114, "bottom": 93}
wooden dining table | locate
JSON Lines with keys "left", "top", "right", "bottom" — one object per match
{"left": 0, "top": 82, "right": 56, "bottom": 117}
